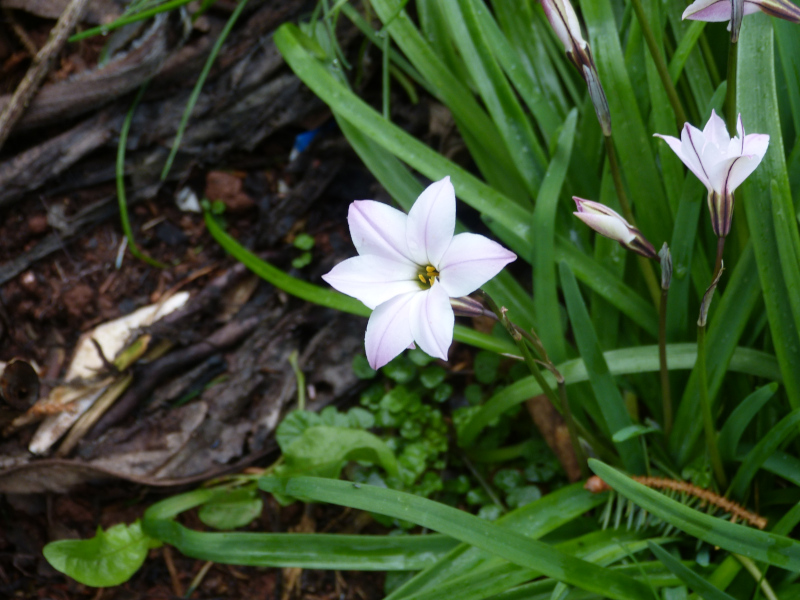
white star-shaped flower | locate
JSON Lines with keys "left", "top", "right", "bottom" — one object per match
{"left": 323, "top": 177, "right": 516, "bottom": 369}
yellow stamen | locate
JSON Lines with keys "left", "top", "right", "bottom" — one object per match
{"left": 419, "top": 274, "right": 427, "bottom": 284}
{"left": 426, "top": 266, "right": 436, "bottom": 273}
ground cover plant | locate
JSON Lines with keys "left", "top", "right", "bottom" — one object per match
{"left": 38, "top": 0, "right": 800, "bottom": 597}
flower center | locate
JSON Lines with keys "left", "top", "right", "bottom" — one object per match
{"left": 418, "top": 265, "right": 439, "bottom": 287}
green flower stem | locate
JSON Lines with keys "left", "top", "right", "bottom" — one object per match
{"left": 628, "top": 0, "right": 688, "bottom": 127}
{"left": 482, "top": 292, "right": 591, "bottom": 474}
{"left": 697, "top": 323, "right": 728, "bottom": 489}
{"left": 559, "top": 379, "right": 589, "bottom": 478}
{"left": 604, "top": 136, "right": 662, "bottom": 307}
{"left": 726, "top": 40, "right": 739, "bottom": 133}
{"left": 714, "top": 236, "right": 726, "bottom": 281}
{"left": 659, "top": 286, "right": 672, "bottom": 435}
{"left": 734, "top": 554, "right": 778, "bottom": 600}
{"left": 699, "top": 33, "right": 722, "bottom": 88}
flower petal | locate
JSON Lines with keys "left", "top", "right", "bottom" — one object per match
{"left": 703, "top": 109, "right": 730, "bottom": 150}
{"left": 409, "top": 282, "right": 454, "bottom": 362}
{"left": 683, "top": 0, "right": 734, "bottom": 20}
{"left": 574, "top": 212, "right": 637, "bottom": 244}
{"left": 348, "top": 200, "right": 413, "bottom": 263}
{"left": 322, "top": 255, "right": 421, "bottom": 310}
{"left": 725, "top": 145, "right": 770, "bottom": 194}
{"left": 406, "top": 177, "right": 456, "bottom": 267}
{"left": 365, "top": 292, "right": 418, "bottom": 369}
{"left": 437, "top": 233, "right": 517, "bottom": 297}
{"left": 679, "top": 124, "right": 713, "bottom": 189}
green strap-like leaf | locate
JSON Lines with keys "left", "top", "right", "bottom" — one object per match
{"left": 590, "top": 460, "right": 800, "bottom": 571}
{"left": 560, "top": 261, "right": 644, "bottom": 472}
{"left": 728, "top": 408, "right": 800, "bottom": 500}
{"left": 738, "top": 15, "right": 800, "bottom": 408}
{"left": 718, "top": 383, "right": 779, "bottom": 462}
{"left": 386, "top": 483, "right": 605, "bottom": 599}
{"left": 647, "top": 541, "right": 736, "bottom": 600}
{"left": 459, "top": 343, "right": 780, "bottom": 446}
{"left": 259, "top": 477, "right": 652, "bottom": 600}
{"left": 532, "top": 111, "right": 577, "bottom": 363}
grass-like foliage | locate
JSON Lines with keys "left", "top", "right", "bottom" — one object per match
{"left": 44, "top": 0, "right": 800, "bottom": 597}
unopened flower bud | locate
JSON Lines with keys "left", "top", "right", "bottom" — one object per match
{"left": 698, "top": 264, "right": 724, "bottom": 328}
{"left": 450, "top": 296, "right": 496, "bottom": 319}
{"left": 540, "top": 0, "right": 612, "bottom": 136}
{"left": 573, "top": 198, "right": 657, "bottom": 259}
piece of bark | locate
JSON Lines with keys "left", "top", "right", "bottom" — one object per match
{"left": 525, "top": 394, "right": 582, "bottom": 482}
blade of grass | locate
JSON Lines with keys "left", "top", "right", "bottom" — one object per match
{"left": 69, "top": 0, "right": 196, "bottom": 42}
{"left": 532, "top": 110, "right": 577, "bottom": 363}
{"left": 160, "top": 0, "right": 248, "bottom": 181}
{"left": 728, "top": 408, "right": 800, "bottom": 500}
{"left": 441, "top": 0, "right": 548, "bottom": 196}
{"left": 738, "top": 15, "right": 800, "bottom": 408}
{"left": 718, "top": 383, "right": 779, "bottom": 462}
{"left": 386, "top": 483, "right": 605, "bottom": 600}
{"left": 117, "top": 83, "right": 166, "bottom": 269}
{"left": 647, "top": 541, "right": 736, "bottom": 600}
{"left": 259, "top": 477, "right": 653, "bottom": 600}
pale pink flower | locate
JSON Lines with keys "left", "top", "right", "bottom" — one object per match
{"left": 682, "top": 0, "right": 800, "bottom": 27}
{"left": 655, "top": 110, "right": 769, "bottom": 237}
{"left": 323, "top": 177, "right": 516, "bottom": 369}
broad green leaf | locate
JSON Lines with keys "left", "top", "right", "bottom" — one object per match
{"left": 259, "top": 477, "right": 652, "bottom": 600}
{"left": 718, "top": 383, "right": 779, "bottom": 462}
{"left": 532, "top": 110, "right": 577, "bottom": 363}
{"left": 738, "top": 15, "right": 800, "bottom": 408}
{"left": 198, "top": 488, "right": 263, "bottom": 531}
{"left": 771, "top": 179, "right": 800, "bottom": 346}
{"left": 44, "top": 521, "right": 158, "bottom": 587}
{"left": 459, "top": 343, "right": 780, "bottom": 446}
{"left": 729, "top": 408, "right": 800, "bottom": 500}
{"left": 774, "top": 19, "right": 800, "bottom": 135}
{"left": 590, "top": 460, "right": 800, "bottom": 571}
{"left": 146, "top": 518, "right": 457, "bottom": 570}
{"left": 647, "top": 541, "right": 736, "bottom": 600}
{"left": 278, "top": 425, "right": 398, "bottom": 479}
{"left": 560, "top": 261, "right": 645, "bottom": 472}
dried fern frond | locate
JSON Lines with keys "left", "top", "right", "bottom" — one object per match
{"left": 585, "top": 475, "right": 767, "bottom": 530}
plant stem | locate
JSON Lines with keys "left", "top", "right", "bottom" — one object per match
{"left": 726, "top": 40, "right": 738, "bottom": 133}
{"left": 714, "top": 236, "right": 726, "bottom": 281}
{"left": 697, "top": 324, "right": 728, "bottom": 488}
{"left": 628, "top": 0, "right": 687, "bottom": 127}
{"left": 658, "top": 286, "right": 672, "bottom": 435}
{"left": 604, "top": 136, "right": 662, "bottom": 307}
{"left": 559, "top": 380, "right": 588, "bottom": 478}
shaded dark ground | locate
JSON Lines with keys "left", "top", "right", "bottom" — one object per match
{"left": 0, "top": 1, "right": 444, "bottom": 597}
